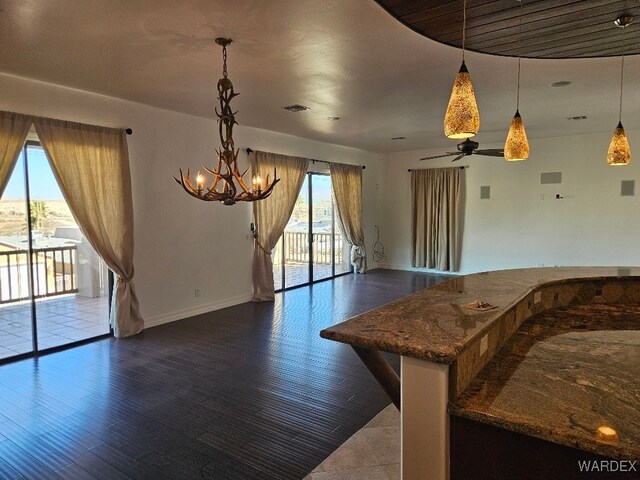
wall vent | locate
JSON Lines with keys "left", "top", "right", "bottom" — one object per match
{"left": 541, "top": 172, "right": 562, "bottom": 184}
{"left": 621, "top": 180, "right": 635, "bottom": 196}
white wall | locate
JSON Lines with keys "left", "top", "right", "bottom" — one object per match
{"left": 378, "top": 131, "right": 640, "bottom": 274}
{"left": 0, "top": 73, "right": 381, "bottom": 327}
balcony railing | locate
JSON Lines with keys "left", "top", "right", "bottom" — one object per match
{"left": 0, "top": 246, "right": 78, "bottom": 304}
{"left": 275, "top": 231, "right": 342, "bottom": 265}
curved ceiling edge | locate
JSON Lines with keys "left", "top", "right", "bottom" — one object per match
{"left": 374, "top": 0, "right": 640, "bottom": 59}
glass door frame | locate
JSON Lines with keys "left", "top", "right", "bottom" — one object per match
{"left": 275, "top": 171, "right": 352, "bottom": 292}
{"left": 0, "top": 141, "right": 112, "bottom": 365}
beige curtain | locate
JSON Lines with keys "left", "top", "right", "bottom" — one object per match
{"left": 330, "top": 163, "right": 367, "bottom": 273}
{"left": 34, "top": 118, "right": 143, "bottom": 337}
{"left": 411, "top": 167, "right": 462, "bottom": 272}
{"left": 0, "top": 111, "right": 32, "bottom": 197}
{"left": 252, "top": 150, "right": 309, "bottom": 301}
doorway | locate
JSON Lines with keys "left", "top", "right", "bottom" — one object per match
{"left": 0, "top": 141, "right": 110, "bottom": 362}
{"left": 272, "top": 172, "right": 351, "bottom": 291}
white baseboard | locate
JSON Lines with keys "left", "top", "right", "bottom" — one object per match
{"left": 144, "top": 292, "right": 253, "bottom": 329}
{"left": 375, "top": 262, "right": 460, "bottom": 275}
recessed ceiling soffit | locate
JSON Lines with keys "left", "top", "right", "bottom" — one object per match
{"left": 375, "top": 0, "right": 640, "bottom": 59}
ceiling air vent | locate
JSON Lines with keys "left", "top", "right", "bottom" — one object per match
{"left": 566, "top": 115, "right": 587, "bottom": 120}
{"left": 550, "top": 81, "right": 572, "bottom": 87}
{"left": 391, "top": 136, "right": 406, "bottom": 140}
{"left": 283, "top": 104, "right": 310, "bottom": 112}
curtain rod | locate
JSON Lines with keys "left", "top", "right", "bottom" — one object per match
{"left": 246, "top": 148, "right": 365, "bottom": 169}
{"left": 408, "top": 166, "right": 466, "bottom": 171}
{"left": 125, "top": 128, "right": 132, "bottom": 135}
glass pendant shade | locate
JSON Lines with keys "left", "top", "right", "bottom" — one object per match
{"left": 607, "top": 121, "right": 631, "bottom": 166}
{"left": 444, "top": 61, "right": 480, "bottom": 139}
{"left": 504, "top": 110, "right": 529, "bottom": 161}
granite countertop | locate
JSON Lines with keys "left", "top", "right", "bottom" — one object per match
{"left": 320, "top": 267, "right": 640, "bottom": 364}
{"left": 450, "top": 303, "right": 640, "bottom": 459}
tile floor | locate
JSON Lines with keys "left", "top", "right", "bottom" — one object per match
{"left": 305, "top": 404, "right": 400, "bottom": 480}
{"left": 0, "top": 294, "right": 109, "bottom": 359}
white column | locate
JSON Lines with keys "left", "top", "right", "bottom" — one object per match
{"left": 401, "top": 356, "right": 450, "bottom": 480}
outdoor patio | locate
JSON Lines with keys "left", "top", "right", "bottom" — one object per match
{"left": 274, "top": 262, "right": 351, "bottom": 290}
{"left": 0, "top": 294, "right": 109, "bottom": 360}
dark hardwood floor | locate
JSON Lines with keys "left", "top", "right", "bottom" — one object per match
{"left": 0, "top": 269, "right": 450, "bottom": 480}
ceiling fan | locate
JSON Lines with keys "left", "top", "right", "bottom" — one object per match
{"left": 420, "top": 138, "right": 504, "bottom": 162}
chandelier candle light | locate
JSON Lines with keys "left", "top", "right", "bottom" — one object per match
{"left": 504, "top": 0, "right": 529, "bottom": 161}
{"left": 607, "top": 55, "right": 631, "bottom": 166}
{"left": 175, "top": 38, "right": 279, "bottom": 204}
{"left": 444, "top": 0, "right": 480, "bottom": 139}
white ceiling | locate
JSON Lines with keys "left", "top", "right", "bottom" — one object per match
{"left": 0, "top": 0, "right": 638, "bottom": 153}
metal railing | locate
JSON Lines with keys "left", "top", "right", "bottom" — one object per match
{"left": 276, "top": 231, "right": 342, "bottom": 265}
{"left": 0, "top": 246, "right": 78, "bottom": 304}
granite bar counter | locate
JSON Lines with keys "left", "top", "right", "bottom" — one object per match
{"left": 320, "top": 267, "right": 640, "bottom": 480}
{"left": 451, "top": 303, "right": 639, "bottom": 478}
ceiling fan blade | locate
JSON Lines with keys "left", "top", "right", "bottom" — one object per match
{"left": 451, "top": 154, "right": 466, "bottom": 162}
{"left": 420, "top": 153, "right": 458, "bottom": 161}
{"left": 474, "top": 149, "right": 505, "bottom": 158}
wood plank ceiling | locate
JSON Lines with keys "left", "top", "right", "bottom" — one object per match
{"left": 375, "top": 0, "right": 640, "bottom": 58}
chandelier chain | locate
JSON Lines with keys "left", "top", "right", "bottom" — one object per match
{"left": 222, "top": 45, "right": 228, "bottom": 78}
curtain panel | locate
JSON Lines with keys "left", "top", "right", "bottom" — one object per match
{"left": 0, "top": 111, "right": 32, "bottom": 197}
{"left": 411, "top": 167, "right": 462, "bottom": 272}
{"left": 329, "top": 163, "right": 367, "bottom": 273}
{"left": 33, "top": 117, "right": 143, "bottom": 338}
{"left": 252, "top": 150, "right": 309, "bottom": 301}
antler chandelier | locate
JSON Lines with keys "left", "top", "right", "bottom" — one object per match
{"left": 175, "top": 38, "right": 279, "bottom": 205}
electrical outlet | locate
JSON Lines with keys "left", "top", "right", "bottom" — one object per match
{"left": 480, "top": 334, "right": 488, "bottom": 356}
{"left": 195, "top": 289, "right": 200, "bottom": 298}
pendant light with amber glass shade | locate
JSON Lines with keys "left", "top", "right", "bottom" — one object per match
{"left": 504, "top": 0, "right": 529, "bottom": 161}
{"left": 607, "top": 56, "right": 630, "bottom": 166}
{"left": 444, "top": 0, "right": 480, "bottom": 139}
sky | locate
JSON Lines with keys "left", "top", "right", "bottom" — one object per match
{"left": 2, "top": 145, "right": 64, "bottom": 201}
{"left": 298, "top": 174, "right": 332, "bottom": 203}
{"left": 2, "top": 145, "right": 332, "bottom": 203}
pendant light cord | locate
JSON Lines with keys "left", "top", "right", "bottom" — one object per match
{"left": 516, "top": 0, "right": 523, "bottom": 110}
{"left": 462, "top": 0, "right": 466, "bottom": 61}
{"left": 619, "top": 55, "right": 625, "bottom": 122}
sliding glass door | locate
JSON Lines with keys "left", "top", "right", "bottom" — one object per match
{"left": 0, "top": 153, "right": 33, "bottom": 358}
{"left": 311, "top": 175, "right": 333, "bottom": 282}
{"left": 273, "top": 172, "right": 351, "bottom": 291}
{"left": 0, "top": 141, "right": 110, "bottom": 361}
